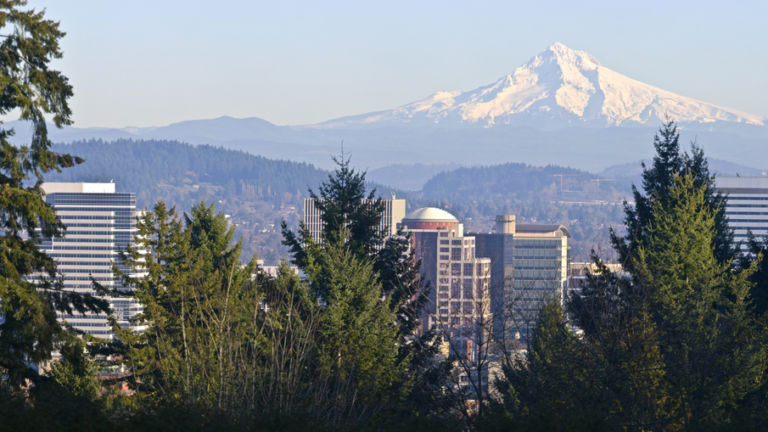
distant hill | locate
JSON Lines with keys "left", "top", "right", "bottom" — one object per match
{"left": 45, "top": 140, "right": 751, "bottom": 263}
{"left": 367, "top": 163, "right": 463, "bottom": 191}
{"left": 410, "top": 163, "right": 629, "bottom": 261}
{"left": 9, "top": 43, "right": 768, "bottom": 173}
{"left": 600, "top": 158, "right": 765, "bottom": 181}
{"left": 48, "top": 140, "right": 330, "bottom": 263}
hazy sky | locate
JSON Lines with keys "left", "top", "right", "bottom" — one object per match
{"left": 26, "top": 0, "right": 768, "bottom": 128}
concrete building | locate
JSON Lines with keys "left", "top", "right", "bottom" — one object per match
{"left": 303, "top": 197, "right": 406, "bottom": 243}
{"left": 35, "top": 182, "right": 143, "bottom": 340}
{"left": 715, "top": 176, "right": 768, "bottom": 250}
{"left": 400, "top": 207, "right": 491, "bottom": 342}
{"left": 473, "top": 215, "right": 569, "bottom": 343}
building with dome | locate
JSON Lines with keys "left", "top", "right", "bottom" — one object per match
{"left": 400, "top": 207, "right": 491, "bottom": 342}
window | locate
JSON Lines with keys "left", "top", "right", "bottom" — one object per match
{"left": 463, "top": 263, "right": 473, "bottom": 275}
{"left": 463, "top": 301, "right": 474, "bottom": 314}
{"left": 463, "top": 279, "right": 474, "bottom": 298}
{"left": 451, "top": 248, "right": 462, "bottom": 260}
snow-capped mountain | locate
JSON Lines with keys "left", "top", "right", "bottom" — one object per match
{"left": 13, "top": 42, "right": 768, "bottom": 172}
{"left": 317, "top": 42, "right": 765, "bottom": 129}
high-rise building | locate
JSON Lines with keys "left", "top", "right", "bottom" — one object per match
{"left": 303, "top": 197, "right": 406, "bottom": 242}
{"left": 474, "top": 215, "right": 569, "bottom": 343}
{"left": 400, "top": 207, "right": 492, "bottom": 397}
{"left": 714, "top": 176, "right": 768, "bottom": 251}
{"left": 400, "top": 207, "right": 491, "bottom": 339}
{"left": 35, "top": 182, "right": 143, "bottom": 340}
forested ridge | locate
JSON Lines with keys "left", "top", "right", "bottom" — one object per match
{"left": 48, "top": 139, "right": 329, "bottom": 263}
{"left": 47, "top": 139, "right": 630, "bottom": 262}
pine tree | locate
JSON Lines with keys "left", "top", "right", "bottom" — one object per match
{"left": 0, "top": 0, "right": 108, "bottom": 390}
{"left": 613, "top": 121, "right": 734, "bottom": 270}
{"left": 281, "top": 156, "right": 451, "bottom": 426}
{"left": 312, "top": 236, "right": 400, "bottom": 424}
{"left": 493, "top": 300, "right": 607, "bottom": 431}
{"left": 569, "top": 257, "right": 672, "bottom": 430}
{"left": 739, "top": 232, "right": 768, "bottom": 317}
{"left": 116, "top": 202, "right": 258, "bottom": 411}
{"left": 632, "top": 173, "right": 765, "bottom": 428}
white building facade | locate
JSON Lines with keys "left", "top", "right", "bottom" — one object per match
{"left": 715, "top": 176, "right": 768, "bottom": 250}
{"left": 303, "top": 197, "right": 406, "bottom": 242}
{"left": 36, "top": 182, "right": 143, "bottom": 340}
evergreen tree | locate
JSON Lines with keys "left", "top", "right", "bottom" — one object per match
{"left": 739, "top": 232, "right": 768, "bottom": 317}
{"left": 633, "top": 174, "right": 765, "bottom": 428}
{"left": 0, "top": 0, "right": 108, "bottom": 391}
{"left": 612, "top": 121, "right": 734, "bottom": 269}
{"left": 116, "top": 202, "right": 258, "bottom": 411}
{"left": 492, "top": 300, "right": 606, "bottom": 431}
{"left": 569, "top": 257, "right": 671, "bottom": 430}
{"left": 282, "top": 156, "right": 384, "bottom": 268}
{"left": 311, "top": 236, "right": 400, "bottom": 425}
{"left": 281, "top": 157, "right": 451, "bottom": 427}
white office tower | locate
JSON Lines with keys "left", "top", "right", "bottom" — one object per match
{"left": 303, "top": 197, "right": 406, "bottom": 243}
{"left": 37, "top": 182, "right": 143, "bottom": 340}
{"left": 715, "top": 176, "right": 768, "bottom": 251}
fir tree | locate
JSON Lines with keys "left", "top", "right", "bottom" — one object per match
{"left": 612, "top": 121, "right": 734, "bottom": 270}
{"left": 633, "top": 174, "right": 765, "bottom": 428}
{"left": 739, "top": 232, "right": 768, "bottom": 317}
{"left": 0, "top": 0, "right": 108, "bottom": 391}
{"left": 281, "top": 156, "right": 451, "bottom": 427}
{"left": 493, "top": 300, "right": 607, "bottom": 431}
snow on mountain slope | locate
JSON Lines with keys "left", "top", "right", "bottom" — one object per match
{"left": 316, "top": 42, "right": 765, "bottom": 129}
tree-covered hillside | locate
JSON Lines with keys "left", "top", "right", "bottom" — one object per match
{"left": 48, "top": 139, "right": 330, "bottom": 263}
{"left": 414, "top": 163, "right": 630, "bottom": 260}
{"left": 46, "top": 141, "right": 630, "bottom": 262}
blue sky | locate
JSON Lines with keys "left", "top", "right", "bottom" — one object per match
{"left": 28, "top": 0, "right": 768, "bottom": 127}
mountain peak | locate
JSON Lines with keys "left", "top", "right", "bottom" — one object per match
{"left": 538, "top": 42, "right": 601, "bottom": 70}
{"left": 315, "top": 44, "right": 765, "bottom": 129}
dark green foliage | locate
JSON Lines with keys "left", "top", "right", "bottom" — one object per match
{"left": 492, "top": 300, "right": 606, "bottom": 432}
{"left": 633, "top": 174, "right": 764, "bottom": 428}
{"left": 489, "top": 122, "right": 767, "bottom": 430}
{"left": 740, "top": 232, "right": 768, "bottom": 317}
{"left": 282, "top": 157, "right": 455, "bottom": 428}
{"left": 0, "top": 0, "right": 108, "bottom": 391}
{"left": 613, "top": 120, "right": 734, "bottom": 269}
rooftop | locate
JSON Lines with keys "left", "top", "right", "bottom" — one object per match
{"left": 41, "top": 182, "right": 116, "bottom": 194}
{"left": 403, "top": 207, "right": 458, "bottom": 222}
{"left": 516, "top": 223, "right": 571, "bottom": 238}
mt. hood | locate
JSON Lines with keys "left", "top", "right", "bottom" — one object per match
{"left": 319, "top": 42, "right": 764, "bottom": 129}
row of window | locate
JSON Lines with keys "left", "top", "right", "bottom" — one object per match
{"left": 49, "top": 253, "right": 115, "bottom": 259}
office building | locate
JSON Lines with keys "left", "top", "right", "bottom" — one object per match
{"left": 714, "top": 176, "right": 768, "bottom": 250}
{"left": 36, "top": 182, "right": 143, "bottom": 340}
{"left": 400, "top": 207, "right": 491, "bottom": 341}
{"left": 474, "top": 215, "right": 569, "bottom": 343}
{"left": 303, "top": 196, "right": 406, "bottom": 243}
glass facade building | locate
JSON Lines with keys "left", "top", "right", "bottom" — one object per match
{"left": 474, "top": 215, "right": 569, "bottom": 343}
{"left": 35, "top": 182, "right": 143, "bottom": 340}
